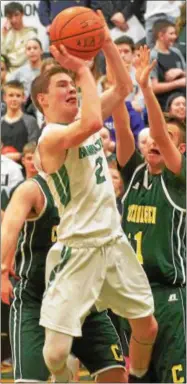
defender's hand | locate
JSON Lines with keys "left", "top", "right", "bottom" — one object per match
{"left": 134, "top": 45, "right": 156, "bottom": 89}
{"left": 1, "top": 274, "right": 14, "bottom": 305}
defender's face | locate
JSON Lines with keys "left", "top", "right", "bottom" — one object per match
{"left": 22, "top": 152, "right": 37, "bottom": 175}
{"left": 46, "top": 73, "right": 78, "bottom": 122}
{"left": 169, "top": 96, "right": 186, "bottom": 121}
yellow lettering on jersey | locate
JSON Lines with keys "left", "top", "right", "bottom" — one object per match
{"left": 51, "top": 225, "right": 57, "bottom": 242}
{"left": 111, "top": 344, "right": 124, "bottom": 362}
{"left": 172, "top": 364, "right": 184, "bottom": 383}
{"left": 127, "top": 205, "right": 157, "bottom": 224}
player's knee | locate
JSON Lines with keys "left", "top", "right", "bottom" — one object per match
{"left": 43, "top": 341, "right": 69, "bottom": 371}
{"left": 130, "top": 315, "right": 158, "bottom": 343}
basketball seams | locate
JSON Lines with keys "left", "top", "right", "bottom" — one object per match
{"left": 50, "top": 10, "right": 100, "bottom": 40}
{"left": 51, "top": 26, "right": 104, "bottom": 43}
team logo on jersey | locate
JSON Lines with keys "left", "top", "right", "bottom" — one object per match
{"left": 132, "top": 182, "right": 140, "bottom": 190}
{"left": 168, "top": 294, "right": 178, "bottom": 302}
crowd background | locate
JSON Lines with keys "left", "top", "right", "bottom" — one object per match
{"left": 1, "top": 0, "right": 186, "bottom": 373}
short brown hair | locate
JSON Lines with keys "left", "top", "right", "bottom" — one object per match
{"left": 22, "top": 142, "right": 37, "bottom": 156}
{"left": 31, "top": 66, "right": 72, "bottom": 113}
{"left": 4, "top": 80, "right": 24, "bottom": 94}
{"left": 164, "top": 113, "right": 186, "bottom": 143}
{"left": 40, "top": 57, "right": 58, "bottom": 74}
{"left": 153, "top": 20, "right": 175, "bottom": 41}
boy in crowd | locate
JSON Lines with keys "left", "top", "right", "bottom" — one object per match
{"left": 150, "top": 20, "right": 186, "bottom": 110}
{"left": 1, "top": 2, "right": 37, "bottom": 72}
{"left": 1, "top": 80, "right": 39, "bottom": 162}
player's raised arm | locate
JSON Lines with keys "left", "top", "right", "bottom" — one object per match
{"left": 135, "top": 46, "right": 184, "bottom": 175}
{"left": 97, "top": 11, "right": 133, "bottom": 119}
{"left": 107, "top": 61, "right": 135, "bottom": 167}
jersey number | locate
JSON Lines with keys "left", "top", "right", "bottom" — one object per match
{"left": 95, "top": 157, "right": 106, "bottom": 184}
{"left": 128, "top": 231, "right": 143, "bottom": 264}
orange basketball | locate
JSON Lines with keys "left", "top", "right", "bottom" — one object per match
{"left": 49, "top": 7, "right": 105, "bottom": 60}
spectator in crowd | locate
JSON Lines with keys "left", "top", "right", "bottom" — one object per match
{"left": 176, "top": 2, "right": 186, "bottom": 60}
{"left": 150, "top": 20, "right": 186, "bottom": 111}
{"left": 115, "top": 36, "right": 145, "bottom": 112}
{"left": 91, "top": 0, "right": 145, "bottom": 31}
{"left": 1, "top": 144, "right": 24, "bottom": 211}
{"left": 1, "top": 81, "right": 39, "bottom": 162}
{"left": 165, "top": 93, "right": 186, "bottom": 122}
{"left": 145, "top": 0, "right": 184, "bottom": 48}
{"left": 108, "top": 165, "right": 124, "bottom": 215}
{"left": 40, "top": 57, "right": 58, "bottom": 73}
{"left": 9, "top": 38, "right": 43, "bottom": 100}
{"left": 1, "top": 2, "right": 37, "bottom": 72}
{"left": 38, "top": 0, "right": 92, "bottom": 36}
{"left": 99, "top": 126, "right": 116, "bottom": 162}
{"left": 1, "top": 55, "right": 10, "bottom": 117}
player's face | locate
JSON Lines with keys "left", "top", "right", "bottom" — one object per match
{"left": 7, "top": 11, "right": 23, "bottom": 30}
{"left": 22, "top": 153, "right": 37, "bottom": 176}
{"left": 145, "top": 134, "right": 164, "bottom": 171}
{"left": 169, "top": 96, "right": 186, "bottom": 121}
{"left": 161, "top": 26, "right": 177, "bottom": 47}
{"left": 26, "top": 40, "right": 43, "bottom": 63}
{"left": 46, "top": 73, "right": 78, "bottom": 122}
{"left": 3, "top": 87, "right": 24, "bottom": 110}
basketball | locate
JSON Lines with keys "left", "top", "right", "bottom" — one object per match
{"left": 49, "top": 7, "right": 105, "bottom": 60}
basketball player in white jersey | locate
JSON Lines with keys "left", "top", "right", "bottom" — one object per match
{"left": 31, "top": 13, "right": 158, "bottom": 383}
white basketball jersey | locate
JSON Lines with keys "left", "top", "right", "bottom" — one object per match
{"left": 36, "top": 124, "right": 123, "bottom": 246}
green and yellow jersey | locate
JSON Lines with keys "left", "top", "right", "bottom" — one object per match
{"left": 120, "top": 151, "right": 186, "bottom": 287}
{"left": 14, "top": 174, "right": 60, "bottom": 299}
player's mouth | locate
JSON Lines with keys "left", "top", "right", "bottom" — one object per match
{"left": 66, "top": 97, "right": 77, "bottom": 104}
{"left": 148, "top": 149, "right": 160, "bottom": 155}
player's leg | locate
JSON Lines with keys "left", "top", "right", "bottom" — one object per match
{"left": 43, "top": 328, "right": 77, "bottom": 382}
{"left": 98, "top": 237, "right": 158, "bottom": 381}
{"left": 72, "top": 310, "right": 127, "bottom": 383}
{"left": 151, "top": 286, "right": 186, "bottom": 383}
{"left": 40, "top": 242, "right": 106, "bottom": 381}
{"left": 9, "top": 285, "right": 49, "bottom": 382}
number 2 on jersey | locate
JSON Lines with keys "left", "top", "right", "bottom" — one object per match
{"left": 95, "top": 157, "right": 106, "bottom": 184}
{"left": 128, "top": 231, "right": 143, "bottom": 264}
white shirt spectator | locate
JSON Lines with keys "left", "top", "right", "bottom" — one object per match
{"left": 1, "top": 155, "right": 24, "bottom": 209}
{"left": 145, "top": 1, "right": 183, "bottom": 20}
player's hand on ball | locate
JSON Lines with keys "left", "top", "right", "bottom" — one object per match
{"left": 96, "top": 10, "right": 112, "bottom": 47}
{"left": 50, "top": 44, "right": 86, "bottom": 74}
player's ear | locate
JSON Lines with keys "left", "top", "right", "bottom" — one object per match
{"left": 37, "top": 93, "right": 48, "bottom": 110}
{"left": 178, "top": 142, "right": 186, "bottom": 154}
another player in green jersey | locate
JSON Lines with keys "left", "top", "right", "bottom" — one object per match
{"left": 113, "top": 46, "right": 186, "bottom": 383}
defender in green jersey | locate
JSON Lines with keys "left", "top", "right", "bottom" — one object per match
{"left": 1, "top": 164, "right": 126, "bottom": 382}
{"left": 113, "top": 46, "right": 186, "bottom": 383}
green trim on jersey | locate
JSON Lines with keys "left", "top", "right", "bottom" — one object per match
{"left": 51, "top": 165, "right": 71, "bottom": 207}
{"left": 47, "top": 245, "right": 71, "bottom": 289}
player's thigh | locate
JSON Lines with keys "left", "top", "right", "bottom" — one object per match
{"left": 72, "top": 310, "right": 125, "bottom": 377}
{"left": 10, "top": 294, "right": 49, "bottom": 381}
{"left": 99, "top": 237, "right": 154, "bottom": 319}
{"left": 41, "top": 243, "right": 106, "bottom": 337}
{"left": 152, "top": 287, "right": 186, "bottom": 383}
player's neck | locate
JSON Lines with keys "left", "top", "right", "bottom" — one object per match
{"left": 155, "top": 41, "right": 169, "bottom": 53}
{"left": 147, "top": 164, "right": 163, "bottom": 175}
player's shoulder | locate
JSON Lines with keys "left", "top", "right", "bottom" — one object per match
{"left": 12, "top": 178, "right": 41, "bottom": 199}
